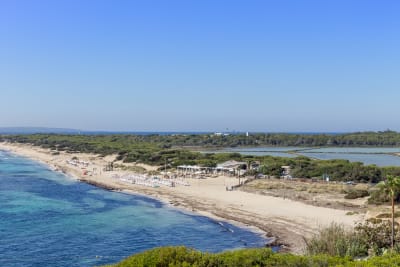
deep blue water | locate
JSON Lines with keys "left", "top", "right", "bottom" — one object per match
{"left": 0, "top": 151, "right": 265, "bottom": 267}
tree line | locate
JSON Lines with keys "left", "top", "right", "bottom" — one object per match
{"left": 3, "top": 130, "right": 400, "bottom": 148}
{"left": 2, "top": 133, "right": 400, "bottom": 183}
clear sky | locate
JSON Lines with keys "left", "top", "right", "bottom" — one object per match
{"left": 1, "top": 0, "right": 399, "bottom": 132}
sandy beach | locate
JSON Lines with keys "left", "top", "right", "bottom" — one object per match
{"left": 0, "top": 142, "right": 364, "bottom": 253}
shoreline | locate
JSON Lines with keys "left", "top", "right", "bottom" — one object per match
{"left": 0, "top": 144, "right": 272, "bottom": 246}
{"left": 0, "top": 142, "right": 364, "bottom": 253}
{"left": 80, "top": 178, "right": 270, "bottom": 243}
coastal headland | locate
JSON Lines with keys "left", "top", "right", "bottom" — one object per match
{"left": 0, "top": 142, "right": 363, "bottom": 253}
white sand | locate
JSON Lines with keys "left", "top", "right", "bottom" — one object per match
{"left": 0, "top": 142, "right": 364, "bottom": 253}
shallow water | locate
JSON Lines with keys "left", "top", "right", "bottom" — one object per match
{"left": 202, "top": 147, "right": 400, "bottom": 166}
{"left": 298, "top": 152, "right": 400, "bottom": 167}
{"left": 0, "top": 151, "right": 265, "bottom": 267}
{"left": 303, "top": 147, "right": 400, "bottom": 153}
{"left": 201, "top": 147, "right": 305, "bottom": 158}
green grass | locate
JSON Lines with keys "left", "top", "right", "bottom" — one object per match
{"left": 103, "top": 246, "right": 400, "bottom": 267}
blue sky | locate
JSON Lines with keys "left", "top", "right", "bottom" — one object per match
{"left": 1, "top": 0, "right": 399, "bottom": 132}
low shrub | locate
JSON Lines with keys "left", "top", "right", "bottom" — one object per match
{"left": 105, "top": 246, "right": 352, "bottom": 267}
{"left": 305, "top": 223, "right": 367, "bottom": 257}
{"left": 105, "top": 246, "right": 400, "bottom": 267}
{"left": 305, "top": 220, "right": 400, "bottom": 258}
{"left": 368, "top": 189, "right": 390, "bottom": 205}
{"left": 344, "top": 189, "right": 369, "bottom": 199}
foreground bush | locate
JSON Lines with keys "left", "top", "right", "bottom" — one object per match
{"left": 104, "top": 246, "right": 400, "bottom": 267}
{"left": 305, "top": 223, "right": 367, "bottom": 257}
{"left": 305, "top": 221, "right": 400, "bottom": 258}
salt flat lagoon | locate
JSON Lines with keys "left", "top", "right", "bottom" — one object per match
{"left": 203, "top": 147, "right": 400, "bottom": 167}
{"left": 0, "top": 151, "right": 265, "bottom": 267}
{"left": 202, "top": 147, "right": 304, "bottom": 158}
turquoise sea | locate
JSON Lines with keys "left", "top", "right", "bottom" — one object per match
{"left": 0, "top": 151, "right": 266, "bottom": 267}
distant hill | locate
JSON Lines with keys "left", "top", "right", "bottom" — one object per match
{"left": 0, "top": 127, "right": 81, "bottom": 134}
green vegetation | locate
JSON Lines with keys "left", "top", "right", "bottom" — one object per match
{"left": 2, "top": 133, "right": 400, "bottom": 183}
{"left": 306, "top": 223, "right": 367, "bottom": 257}
{"left": 305, "top": 220, "right": 400, "bottom": 258}
{"left": 344, "top": 189, "right": 369, "bottom": 199}
{"left": 377, "top": 175, "right": 400, "bottom": 248}
{"left": 3, "top": 130, "right": 400, "bottom": 149}
{"left": 4, "top": 132, "right": 400, "bottom": 265}
{"left": 305, "top": 177, "right": 400, "bottom": 256}
{"left": 104, "top": 246, "right": 400, "bottom": 267}
{"left": 368, "top": 188, "right": 391, "bottom": 205}
{"left": 107, "top": 220, "right": 400, "bottom": 266}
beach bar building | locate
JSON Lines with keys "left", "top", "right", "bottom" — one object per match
{"left": 177, "top": 165, "right": 214, "bottom": 178}
{"left": 216, "top": 160, "right": 247, "bottom": 176}
{"left": 177, "top": 160, "right": 247, "bottom": 178}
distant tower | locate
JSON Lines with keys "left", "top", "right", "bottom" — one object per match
{"left": 246, "top": 132, "right": 249, "bottom": 137}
